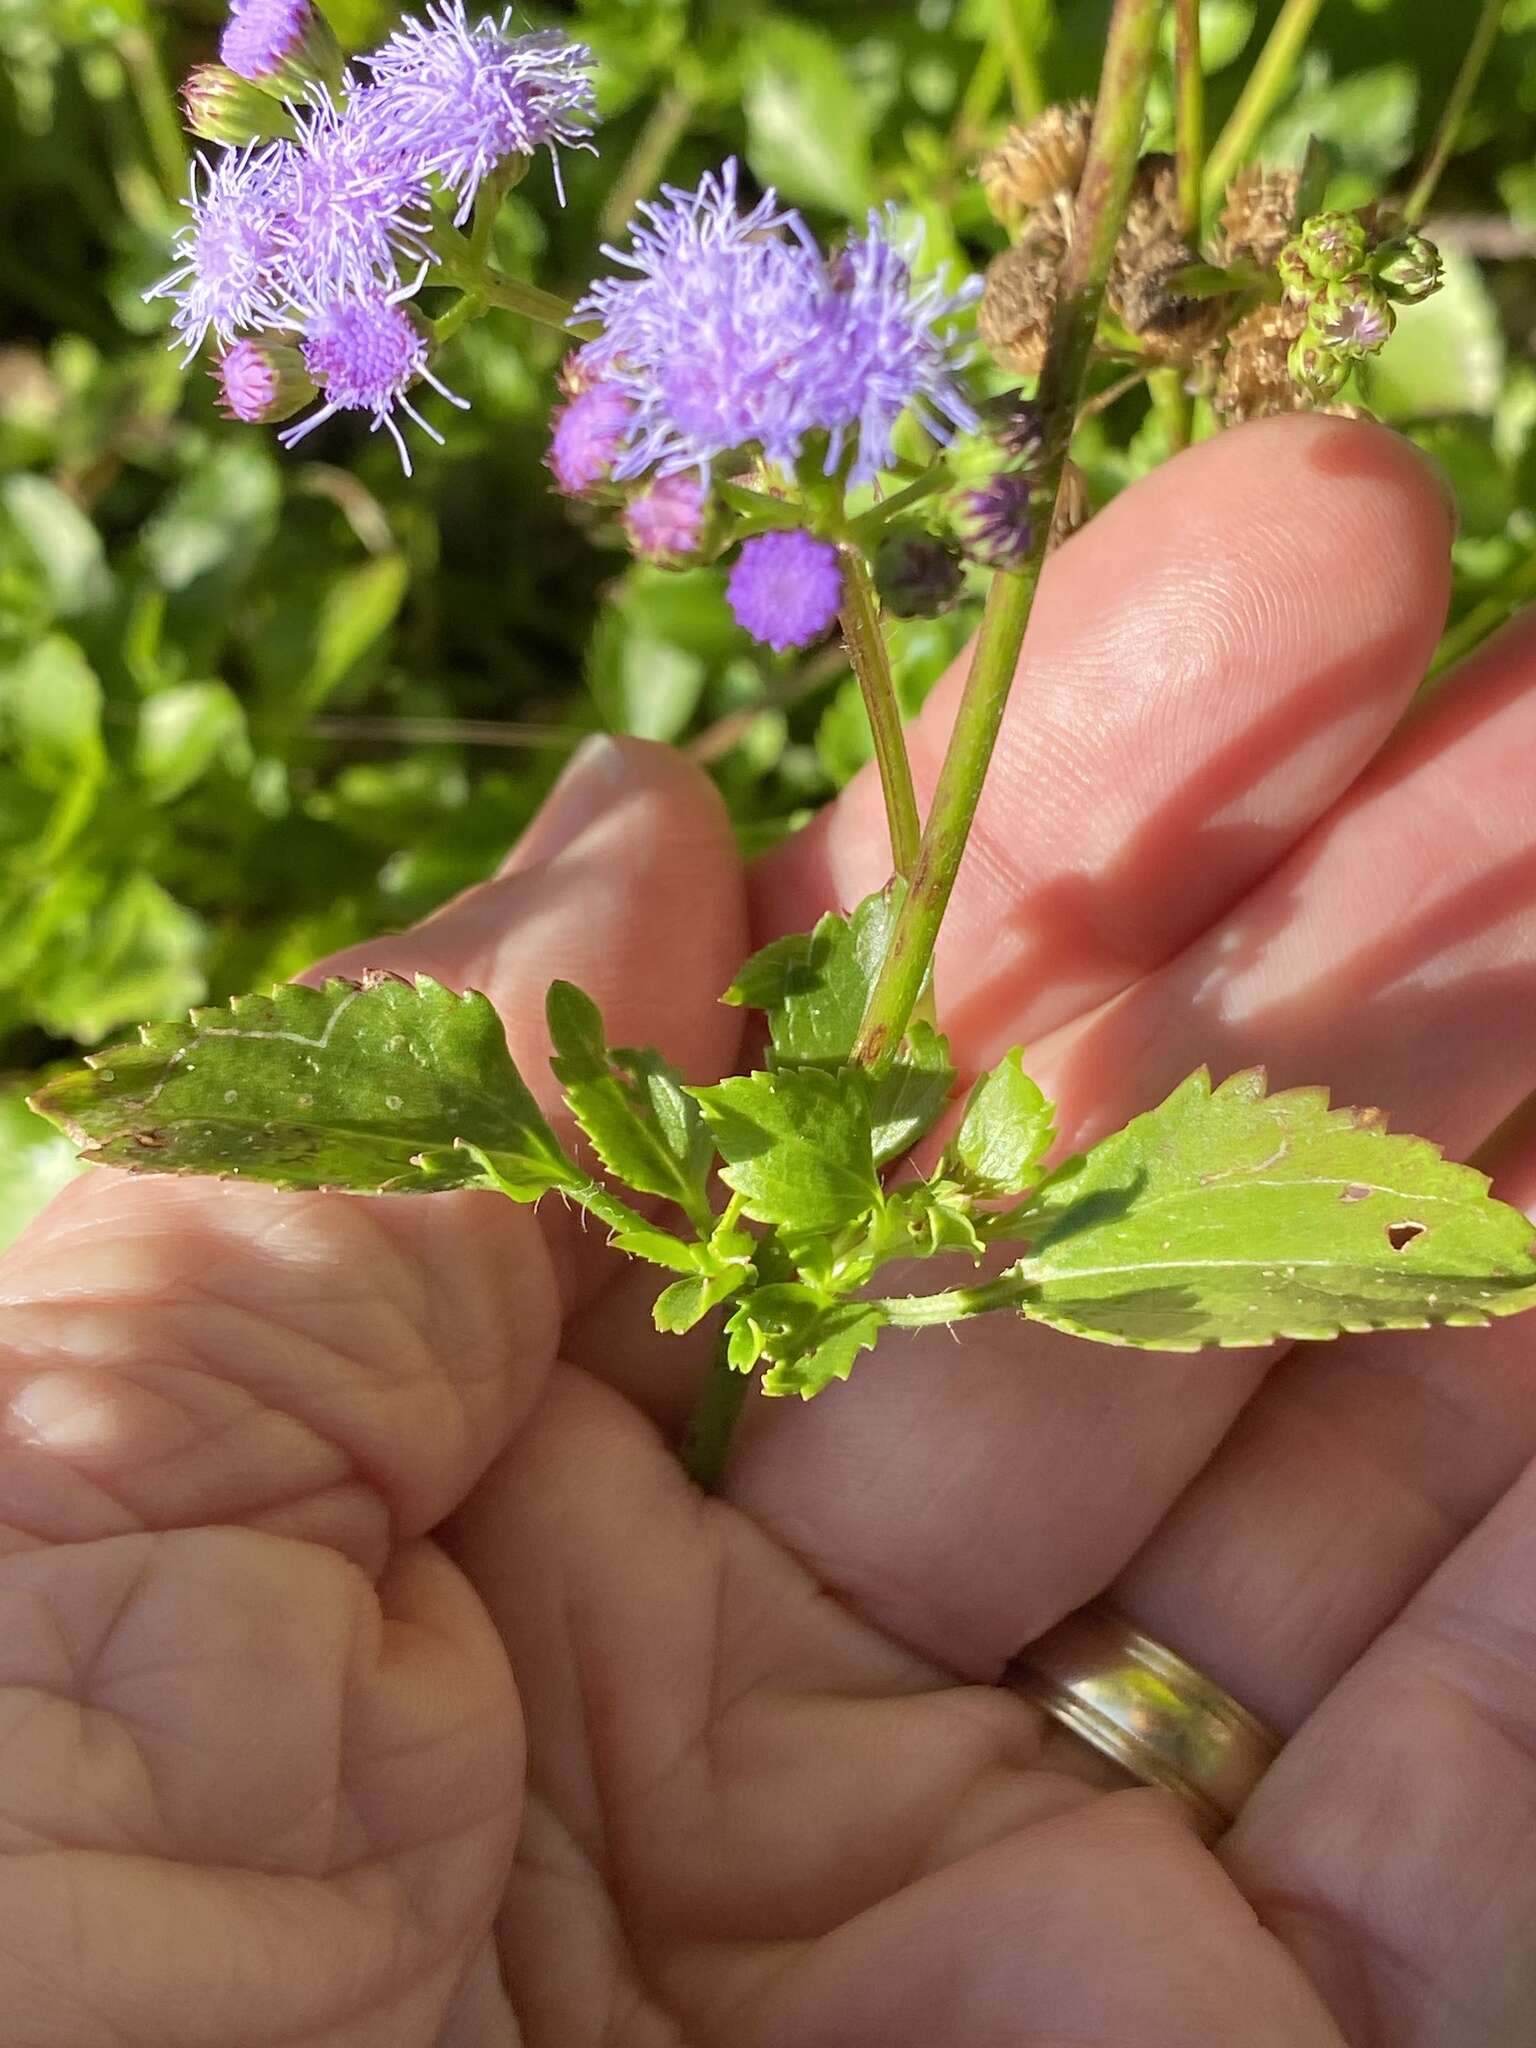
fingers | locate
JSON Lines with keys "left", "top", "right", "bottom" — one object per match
{"left": 1226, "top": 1435, "right": 1536, "bottom": 2046}
{"left": 758, "top": 415, "right": 1453, "bottom": 1057}
{"left": 0, "top": 1525, "right": 519, "bottom": 2047}
{"left": 0, "top": 740, "right": 746, "bottom": 1564}
{"left": 728, "top": 542, "right": 1536, "bottom": 1684}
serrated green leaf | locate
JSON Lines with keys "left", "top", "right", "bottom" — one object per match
{"left": 1013, "top": 1068, "right": 1536, "bottom": 1348}
{"left": 690, "top": 1066, "right": 881, "bottom": 1230}
{"left": 547, "top": 979, "right": 713, "bottom": 1224}
{"left": 30, "top": 973, "right": 579, "bottom": 1198}
{"left": 950, "top": 1048, "right": 1055, "bottom": 1195}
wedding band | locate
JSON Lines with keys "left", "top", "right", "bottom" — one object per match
{"left": 1006, "top": 1604, "right": 1281, "bottom": 1840}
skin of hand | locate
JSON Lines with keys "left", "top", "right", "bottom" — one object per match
{"left": 6, "top": 413, "right": 1536, "bottom": 2048}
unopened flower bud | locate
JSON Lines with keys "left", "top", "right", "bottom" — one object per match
{"left": 546, "top": 381, "right": 634, "bottom": 496}
{"left": 213, "top": 338, "right": 316, "bottom": 424}
{"left": 979, "top": 101, "right": 1093, "bottom": 228}
{"left": 988, "top": 396, "right": 1046, "bottom": 468}
{"left": 1375, "top": 231, "right": 1443, "bottom": 304}
{"left": 622, "top": 473, "right": 708, "bottom": 565}
{"left": 220, "top": 0, "right": 343, "bottom": 99}
{"left": 1315, "top": 273, "right": 1395, "bottom": 356}
{"left": 1293, "top": 209, "right": 1370, "bottom": 282}
{"left": 181, "top": 63, "right": 297, "bottom": 144}
{"left": 1288, "top": 329, "right": 1351, "bottom": 402}
{"left": 873, "top": 527, "right": 965, "bottom": 618}
{"left": 1275, "top": 239, "right": 1315, "bottom": 304}
{"left": 947, "top": 468, "right": 1036, "bottom": 572}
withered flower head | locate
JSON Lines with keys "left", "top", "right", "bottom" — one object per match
{"left": 979, "top": 100, "right": 1093, "bottom": 228}
{"left": 1213, "top": 300, "right": 1307, "bottom": 423}
{"left": 977, "top": 216, "right": 1068, "bottom": 375}
{"left": 1213, "top": 166, "right": 1300, "bottom": 270}
{"left": 1108, "top": 153, "right": 1228, "bottom": 365}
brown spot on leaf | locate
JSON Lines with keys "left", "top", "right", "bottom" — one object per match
{"left": 1340, "top": 1182, "right": 1371, "bottom": 1202}
{"left": 1387, "top": 1221, "right": 1426, "bottom": 1251}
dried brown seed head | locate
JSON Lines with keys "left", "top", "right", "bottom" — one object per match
{"left": 979, "top": 101, "right": 1093, "bottom": 227}
{"left": 1213, "top": 166, "right": 1301, "bottom": 269}
{"left": 977, "top": 218, "right": 1068, "bottom": 374}
{"left": 1108, "top": 155, "right": 1229, "bottom": 365}
{"left": 1213, "top": 299, "right": 1307, "bottom": 422}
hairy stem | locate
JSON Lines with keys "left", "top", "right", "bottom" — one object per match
{"left": 1404, "top": 0, "right": 1505, "bottom": 224}
{"left": 1149, "top": 364, "right": 1193, "bottom": 451}
{"left": 839, "top": 548, "right": 922, "bottom": 878}
{"left": 1173, "top": 0, "right": 1204, "bottom": 240}
{"left": 681, "top": 1336, "right": 752, "bottom": 1490}
{"left": 1202, "top": 0, "right": 1324, "bottom": 211}
{"left": 852, "top": 0, "right": 1164, "bottom": 1067}
{"left": 877, "top": 1263, "right": 1034, "bottom": 1326}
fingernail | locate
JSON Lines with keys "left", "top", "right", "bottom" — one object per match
{"left": 503, "top": 734, "right": 633, "bottom": 872}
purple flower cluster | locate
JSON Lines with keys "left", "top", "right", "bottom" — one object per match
{"left": 572, "top": 161, "right": 978, "bottom": 488}
{"left": 151, "top": 1, "right": 595, "bottom": 470}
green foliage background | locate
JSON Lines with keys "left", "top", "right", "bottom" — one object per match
{"left": 2, "top": 0, "right": 1535, "bottom": 1240}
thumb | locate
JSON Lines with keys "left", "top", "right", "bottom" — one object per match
{"left": 1, "top": 737, "right": 747, "bottom": 1566}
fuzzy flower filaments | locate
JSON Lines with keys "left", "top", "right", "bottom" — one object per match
{"left": 363, "top": 5, "right": 596, "bottom": 219}
{"left": 574, "top": 161, "right": 978, "bottom": 487}
{"left": 148, "top": 143, "right": 297, "bottom": 361}
{"left": 285, "top": 86, "right": 436, "bottom": 299}
{"left": 220, "top": 0, "right": 327, "bottom": 86}
{"left": 278, "top": 286, "right": 468, "bottom": 475}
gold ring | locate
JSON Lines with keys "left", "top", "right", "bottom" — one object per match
{"left": 1005, "top": 1603, "right": 1281, "bottom": 1840}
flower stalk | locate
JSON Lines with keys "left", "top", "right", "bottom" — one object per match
{"left": 1404, "top": 0, "right": 1506, "bottom": 225}
{"left": 1202, "top": 0, "right": 1325, "bottom": 213}
{"left": 838, "top": 546, "right": 923, "bottom": 878}
{"left": 853, "top": 0, "right": 1166, "bottom": 1066}
{"left": 1172, "top": 0, "right": 1204, "bottom": 243}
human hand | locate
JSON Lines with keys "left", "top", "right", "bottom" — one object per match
{"left": 5, "top": 413, "right": 1534, "bottom": 2046}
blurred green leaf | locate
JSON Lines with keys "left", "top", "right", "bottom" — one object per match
{"left": 744, "top": 17, "right": 875, "bottom": 216}
{"left": 0, "top": 1085, "right": 84, "bottom": 1251}
{"left": 135, "top": 680, "right": 250, "bottom": 802}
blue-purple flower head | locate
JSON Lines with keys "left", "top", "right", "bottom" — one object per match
{"left": 727, "top": 530, "right": 842, "bottom": 651}
{"left": 363, "top": 3, "right": 596, "bottom": 219}
{"left": 285, "top": 83, "right": 435, "bottom": 298}
{"left": 547, "top": 379, "right": 634, "bottom": 495}
{"left": 147, "top": 141, "right": 299, "bottom": 360}
{"left": 278, "top": 282, "right": 467, "bottom": 475}
{"left": 220, "top": 0, "right": 330, "bottom": 86}
{"left": 574, "top": 161, "right": 978, "bottom": 488}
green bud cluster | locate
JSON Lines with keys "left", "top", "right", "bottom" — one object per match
{"left": 181, "top": 63, "right": 299, "bottom": 145}
{"left": 1277, "top": 211, "right": 1444, "bottom": 402}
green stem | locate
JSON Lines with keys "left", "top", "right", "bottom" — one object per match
{"left": 848, "top": 463, "right": 951, "bottom": 543}
{"left": 1403, "top": 0, "right": 1505, "bottom": 224}
{"left": 852, "top": 0, "right": 1165, "bottom": 1067}
{"left": 997, "top": 0, "right": 1048, "bottom": 122}
{"left": 1173, "top": 0, "right": 1204, "bottom": 242}
{"left": 1202, "top": 0, "right": 1325, "bottom": 212}
{"left": 475, "top": 270, "right": 578, "bottom": 332}
{"left": 1425, "top": 545, "right": 1536, "bottom": 685}
{"left": 117, "top": 25, "right": 187, "bottom": 202}
{"left": 877, "top": 1262, "right": 1033, "bottom": 1327}
{"left": 680, "top": 1336, "right": 752, "bottom": 1490}
{"left": 601, "top": 84, "right": 697, "bottom": 239}
{"left": 1149, "top": 364, "right": 1193, "bottom": 451}
{"left": 952, "top": 36, "right": 1007, "bottom": 156}
{"left": 838, "top": 548, "right": 922, "bottom": 879}
{"left": 430, "top": 290, "right": 487, "bottom": 348}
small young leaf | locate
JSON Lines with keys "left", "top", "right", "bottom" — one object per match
{"left": 690, "top": 1067, "right": 881, "bottom": 1231}
{"left": 1015, "top": 1068, "right": 1536, "bottom": 1348}
{"left": 653, "top": 1264, "right": 749, "bottom": 1335}
{"left": 724, "top": 885, "right": 903, "bottom": 1064}
{"left": 763, "top": 1303, "right": 884, "bottom": 1398}
{"left": 547, "top": 980, "right": 713, "bottom": 1224}
{"left": 871, "top": 1018, "right": 956, "bottom": 1166}
{"left": 950, "top": 1048, "right": 1055, "bottom": 1195}
{"left": 725, "top": 888, "right": 955, "bottom": 1162}
{"left": 30, "top": 973, "right": 579, "bottom": 1198}
{"left": 882, "top": 1180, "right": 987, "bottom": 1261}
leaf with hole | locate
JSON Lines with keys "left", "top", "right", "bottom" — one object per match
{"left": 1007, "top": 1069, "right": 1536, "bottom": 1347}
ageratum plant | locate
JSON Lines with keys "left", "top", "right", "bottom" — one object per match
{"left": 32, "top": 0, "right": 1536, "bottom": 1483}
